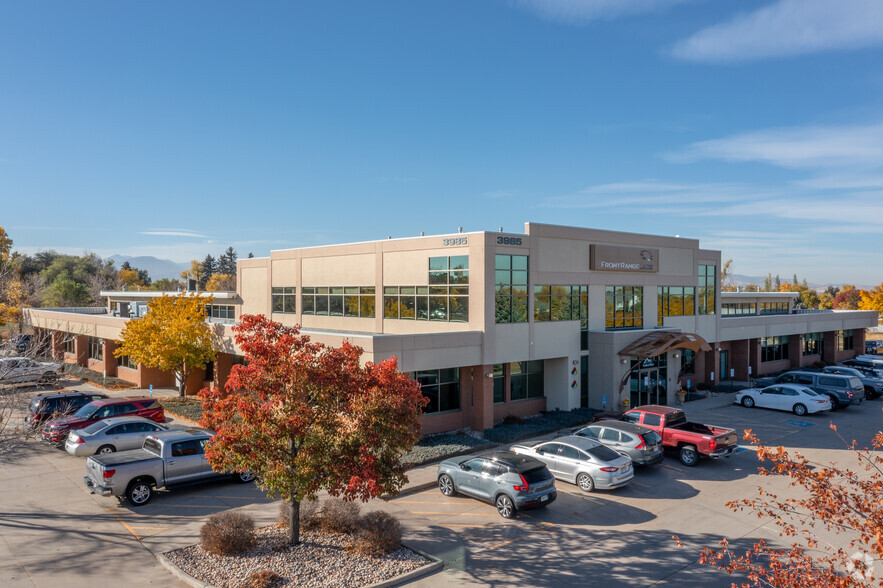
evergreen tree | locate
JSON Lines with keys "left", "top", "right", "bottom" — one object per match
{"left": 199, "top": 255, "right": 217, "bottom": 290}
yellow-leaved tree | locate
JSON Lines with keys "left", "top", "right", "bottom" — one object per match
{"left": 115, "top": 292, "right": 217, "bottom": 397}
{"left": 205, "top": 273, "right": 235, "bottom": 292}
{"left": 860, "top": 283, "right": 883, "bottom": 324}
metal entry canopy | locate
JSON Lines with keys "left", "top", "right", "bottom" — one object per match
{"left": 618, "top": 331, "right": 712, "bottom": 359}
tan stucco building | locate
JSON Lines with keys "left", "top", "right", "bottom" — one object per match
{"left": 26, "top": 223, "right": 877, "bottom": 435}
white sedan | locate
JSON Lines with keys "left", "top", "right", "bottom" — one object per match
{"left": 735, "top": 383, "right": 831, "bottom": 416}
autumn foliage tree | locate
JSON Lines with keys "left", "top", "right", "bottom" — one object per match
{"left": 114, "top": 292, "right": 217, "bottom": 397}
{"left": 859, "top": 284, "right": 883, "bottom": 324}
{"left": 688, "top": 427, "right": 883, "bottom": 587}
{"left": 199, "top": 314, "right": 427, "bottom": 546}
{"left": 833, "top": 286, "right": 862, "bottom": 310}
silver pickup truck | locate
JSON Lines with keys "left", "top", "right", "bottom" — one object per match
{"left": 84, "top": 429, "right": 255, "bottom": 506}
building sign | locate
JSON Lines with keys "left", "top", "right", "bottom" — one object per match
{"left": 590, "top": 244, "right": 658, "bottom": 273}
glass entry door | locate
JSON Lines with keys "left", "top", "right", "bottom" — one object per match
{"left": 629, "top": 357, "right": 668, "bottom": 407}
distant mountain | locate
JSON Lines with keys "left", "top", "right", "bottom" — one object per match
{"left": 108, "top": 255, "right": 189, "bottom": 282}
{"left": 728, "top": 273, "right": 873, "bottom": 291}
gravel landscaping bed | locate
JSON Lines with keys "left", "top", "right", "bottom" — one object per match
{"left": 165, "top": 525, "right": 431, "bottom": 588}
{"left": 158, "top": 396, "right": 204, "bottom": 424}
{"left": 402, "top": 432, "right": 494, "bottom": 466}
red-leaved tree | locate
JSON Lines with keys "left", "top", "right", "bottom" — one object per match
{"left": 683, "top": 426, "right": 883, "bottom": 587}
{"left": 199, "top": 314, "right": 427, "bottom": 545}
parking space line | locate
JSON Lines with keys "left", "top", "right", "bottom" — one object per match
{"left": 409, "top": 511, "right": 499, "bottom": 517}
{"left": 107, "top": 508, "right": 143, "bottom": 541}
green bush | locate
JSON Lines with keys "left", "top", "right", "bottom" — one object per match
{"left": 199, "top": 511, "right": 256, "bottom": 555}
{"left": 350, "top": 511, "right": 402, "bottom": 557}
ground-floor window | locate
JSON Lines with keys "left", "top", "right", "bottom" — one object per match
{"left": 117, "top": 354, "right": 134, "bottom": 369}
{"left": 88, "top": 337, "right": 102, "bottom": 361}
{"left": 63, "top": 337, "right": 75, "bottom": 355}
{"left": 510, "top": 360, "right": 544, "bottom": 401}
{"left": 837, "top": 329, "right": 854, "bottom": 351}
{"left": 803, "top": 332, "right": 822, "bottom": 356}
{"left": 680, "top": 349, "right": 695, "bottom": 375}
{"left": 761, "top": 336, "right": 789, "bottom": 362}
{"left": 414, "top": 368, "right": 460, "bottom": 414}
{"left": 492, "top": 364, "right": 505, "bottom": 403}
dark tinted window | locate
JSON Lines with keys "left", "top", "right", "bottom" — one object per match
{"left": 586, "top": 445, "right": 622, "bottom": 462}
{"left": 171, "top": 439, "right": 203, "bottom": 457}
{"left": 578, "top": 427, "right": 599, "bottom": 439}
{"left": 483, "top": 462, "right": 505, "bottom": 477}
{"left": 665, "top": 412, "right": 687, "bottom": 427}
{"left": 797, "top": 375, "right": 813, "bottom": 385}
{"left": 782, "top": 388, "right": 798, "bottom": 396}
{"left": 642, "top": 413, "right": 662, "bottom": 427}
{"left": 140, "top": 400, "right": 160, "bottom": 410}
{"left": 600, "top": 428, "right": 620, "bottom": 442}
{"left": 462, "top": 459, "right": 484, "bottom": 471}
{"left": 522, "top": 467, "right": 553, "bottom": 484}
{"left": 621, "top": 412, "right": 640, "bottom": 424}
{"left": 106, "top": 425, "right": 127, "bottom": 435}
{"left": 83, "top": 421, "right": 110, "bottom": 435}
{"left": 113, "top": 403, "right": 138, "bottom": 415}
{"left": 537, "top": 443, "right": 560, "bottom": 454}
{"left": 818, "top": 376, "right": 844, "bottom": 388}
{"left": 641, "top": 431, "right": 662, "bottom": 445}
{"left": 143, "top": 438, "right": 162, "bottom": 456}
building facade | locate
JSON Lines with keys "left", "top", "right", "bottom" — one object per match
{"left": 26, "top": 223, "right": 877, "bottom": 435}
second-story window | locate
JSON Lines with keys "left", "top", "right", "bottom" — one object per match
{"left": 495, "top": 254, "right": 528, "bottom": 323}
{"left": 605, "top": 286, "right": 643, "bottom": 330}
{"left": 698, "top": 265, "right": 716, "bottom": 315}
{"left": 272, "top": 288, "right": 297, "bottom": 314}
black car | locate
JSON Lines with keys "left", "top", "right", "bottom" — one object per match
{"left": 26, "top": 391, "right": 107, "bottom": 428}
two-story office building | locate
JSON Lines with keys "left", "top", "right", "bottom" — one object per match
{"left": 26, "top": 223, "right": 877, "bottom": 434}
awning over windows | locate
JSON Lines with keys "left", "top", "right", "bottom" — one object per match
{"left": 618, "top": 331, "right": 712, "bottom": 359}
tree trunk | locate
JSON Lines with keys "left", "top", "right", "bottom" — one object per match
{"left": 289, "top": 497, "right": 300, "bottom": 546}
{"left": 177, "top": 369, "right": 187, "bottom": 397}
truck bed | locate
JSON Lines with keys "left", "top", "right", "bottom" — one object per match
{"left": 89, "top": 449, "right": 159, "bottom": 468}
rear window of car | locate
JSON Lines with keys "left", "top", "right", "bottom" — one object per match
{"left": 641, "top": 431, "right": 662, "bottom": 445}
{"left": 586, "top": 445, "right": 622, "bottom": 462}
{"left": 642, "top": 413, "right": 662, "bottom": 427}
{"left": 522, "top": 467, "right": 553, "bottom": 484}
{"left": 818, "top": 376, "right": 845, "bottom": 388}
{"left": 801, "top": 388, "right": 820, "bottom": 397}
{"left": 139, "top": 400, "right": 160, "bottom": 410}
{"left": 83, "top": 421, "right": 111, "bottom": 434}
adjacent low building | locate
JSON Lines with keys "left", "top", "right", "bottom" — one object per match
{"left": 26, "top": 223, "right": 877, "bottom": 434}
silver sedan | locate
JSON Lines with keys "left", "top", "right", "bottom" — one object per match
{"left": 511, "top": 435, "right": 633, "bottom": 492}
{"left": 65, "top": 416, "right": 170, "bottom": 456}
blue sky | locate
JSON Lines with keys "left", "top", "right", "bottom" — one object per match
{"left": 2, "top": 0, "right": 882, "bottom": 286}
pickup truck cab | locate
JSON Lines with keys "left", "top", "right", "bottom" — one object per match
{"left": 618, "top": 405, "right": 738, "bottom": 466}
{"left": 84, "top": 429, "right": 254, "bottom": 506}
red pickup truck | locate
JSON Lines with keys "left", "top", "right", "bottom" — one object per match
{"left": 607, "top": 405, "right": 738, "bottom": 466}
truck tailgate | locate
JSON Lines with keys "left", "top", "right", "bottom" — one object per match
{"left": 712, "top": 429, "right": 738, "bottom": 450}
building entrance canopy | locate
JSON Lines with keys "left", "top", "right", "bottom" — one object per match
{"left": 618, "top": 331, "right": 711, "bottom": 359}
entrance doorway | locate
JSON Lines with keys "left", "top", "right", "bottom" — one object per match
{"left": 629, "top": 356, "right": 668, "bottom": 407}
{"left": 719, "top": 350, "right": 728, "bottom": 381}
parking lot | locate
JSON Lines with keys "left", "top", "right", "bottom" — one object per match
{"left": 2, "top": 381, "right": 882, "bottom": 587}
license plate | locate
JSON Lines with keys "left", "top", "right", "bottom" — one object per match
{"left": 540, "top": 494, "right": 549, "bottom": 502}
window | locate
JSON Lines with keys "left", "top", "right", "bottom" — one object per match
{"left": 171, "top": 440, "right": 203, "bottom": 457}
{"left": 761, "top": 336, "right": 790, "bottom": 362}
{"left": 657, "top": 286, "right": 696, "bottom": 325}
{"left": 87, "top": 337, "right": 103, "bottom": 361}
{"left": 681, "top": 349, "right": 695, "bottom": 375}
{"left": 510, "top": 360, "right": 544, "bottom": 400}
{"left": 64, "top": 338, "right": 75, "bottom": 355}
{"left": 642, "top": 413, "right": 661, "bottom": 428}
{"left": 578, "top": 426, "right": 599, "bottom": 439}
{"left": 384, "top": 256, "right": 467, "bottom": 322}
{"left": 495, "top": 255, "right": 528, "bottom": 323}
{"left": 272, "top": 287, "right": 296, "bottom": 314}
{"left": 492, "top": 363, "right": 505, "bottom": 404}
{"left": 837, "top": 330, "right": 855, "bottom": 351}
{"left": 303, "top": 287, "right": 375, "bottom": 318}
{"left": 600, "top": 428, "right": 620, "bottom": 442}
{"left": 803, "top": 332, "right": 822, "bottom": 356}
{"left": 760, "top": 302, "right": 788, "bottom": 315}
{"left": 208, "top": 304, "right": 236, "bottom": 320}
{"left": 722, "top": 302, "right": 757, "bottom": 316}
{"left": 605, "top": 286, "right": 643, "bottom": 330}
{"left": 116, "top": 354, "right": 134, "bottom": 369}
{"left": 534, "top": 286, "right": 588, "bottom": 322}
{"left": 414, "top": 368, "right": 460, "bottom": 414}
{"left": 698, "top": 265, "right": 716, "bottom": 315}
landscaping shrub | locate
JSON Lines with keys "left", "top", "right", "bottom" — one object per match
{"left": 278, "top": 498, "right": 321, "bottom": 530}
{"left": 501, "top": 414, "right": 524, "bottom": 425}
{"left": 350, "top": 511, "right": 402, "bottom": 557}
{"left": 402, "top": 432, "right": 493, "bottom": 466}
{"left": 243, "top": 570, "right": 282, "bottom": 588}
{"left": 320, "top": 498, "right": 361, "bottom": 535}
{"left": 484, "top": 408, "right": 598, "bottom": 444}
{"left": 199, "top": 511, "right": 256, "bottom": 555}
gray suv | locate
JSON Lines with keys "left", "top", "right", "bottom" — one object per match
{"left": 775, "top": 371, "right": 864, "bottom": 409}
{"left": 571, "top": 421, "right": 664, "bottom": 465}
{"left": 437, "top": 450, "right": 557, "bottom": 518}
{"left": 823, "top": 366, "right": 883, "bottom": 400}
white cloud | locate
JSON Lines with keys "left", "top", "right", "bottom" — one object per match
{"left": 512, "top": 0, "right": 687, "bottom": 24}
{"left": 666, "top": 122, "right": 883, "bottom": 169}
{"left": 672, "top": 0, "right": 883, "bottom": 63}
{"left": 540, "top": 180, "right": 770, "bottom": 209}
{"left": 140, "top": 228, "right": 210, "bottom": 238}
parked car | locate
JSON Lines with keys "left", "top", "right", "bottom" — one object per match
{"left": 0, "top": 357, "right": 63, "bottom": 385}
{"left": 735, "top": 383, "right": 831, "bottom": 415}
{"left": 65, "top": 416, "right": 170, "bottom": 456}
{"left": 84, "top": 429, "right": 254, "bottom": 506}
{"left": 42, "top": 396, "right": 165, "bottom": 444}
{"left": 600, "top": 405, "right": 738, "bottom": 466}
{"left": 570, "top": 421, "right": 664, "bottom": 466}
{"left": 9, "top": 334, "right": 32, "bottom": 353}
{"left": 775, "top": 371, "right": 864, "bottom": 409}
{"left": 843, "top": 357, "right": 883, "bottom": 372}
{"left": 436, "top": 450, "right": 557, "bottom": 518}
{"left": 512, "top": 435, "right": 634, "bottom": 492}
{"left": 25, "top": 391, "right": 107, "bottom": 428}
{"left": 823, "top": 365, "right": 883, "bottom": 399}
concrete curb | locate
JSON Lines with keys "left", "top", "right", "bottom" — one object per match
{"left": 155, "top": 543, "right": 443, "bottom": 588}
{"left": 384, "top": 480, "right": 437, "bottom": 500}
{"left": 155, "top": 552, "right": 214, "bottom": 588}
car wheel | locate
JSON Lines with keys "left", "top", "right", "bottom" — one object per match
{"left": 236, "top": 471, "right": 256, "bottom": 483}
{"left": 827, "top": 395, "right": 839, "bottom": 410}
{"left": 495, "top": 494, "right": 516, "bottom": 519}
{"left": 96, "top": 445, "right": 115, "bottom": 455}
{"left": 679, "top": 446, "right": 699, "bottom": 467}
{"left": 438, "top": 474, "right": 457, "bottom": 496}
{"left": 741, "top": 396, "right": 755, "bottom": 408}
{"left": 126, "top": 479, "right": 153, "bottom": 506}
{"left": 576, "top": 473, "right": 595, "bottom": 492}
{"left": 793, "top": 403, "right": 808, "bottom": 416}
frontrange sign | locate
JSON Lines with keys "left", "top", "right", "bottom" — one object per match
{"left": 590, "top": 244, "right": 658, "bottom": 273}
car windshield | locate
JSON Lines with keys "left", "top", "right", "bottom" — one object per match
{"left": 641, "top": 431, "right": 662, "bottom": 445}
{"left": 586, "top": 445, "right": 622, "bottom": 462}
{"left": 73, "top": 404, "right": 98, "bottom": 419}
{"left": 82, "top": 421, "right": 111, "bottom": 435}
{"left": 522, "top": 467, "right": 553, "bottom": 484}
{"left": 801, "top": 388, "right": 820, "bottom": 397}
